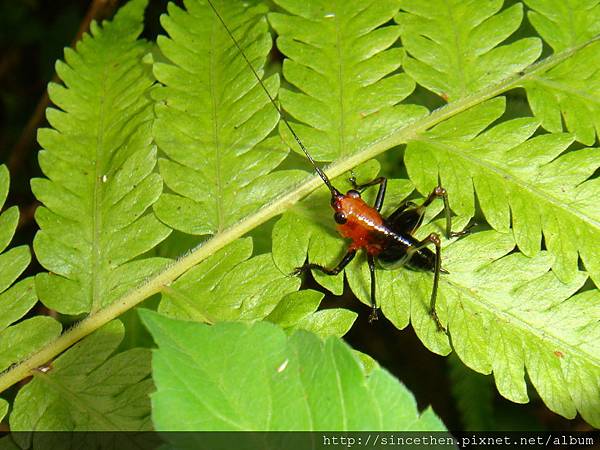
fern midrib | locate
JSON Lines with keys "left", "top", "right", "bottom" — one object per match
{"left": 444, "top": 277, "right": 600, "bottom": 368}
{"left": 91, "top": 63, "right": 109, "bottom": 313}
{"left": 1, "top": 34, "right": 597, "bottom": 395}
{"left": 425, "top": 138, "right": 600, "bottom": 231}
{"left": 445, "top": 0, "right": 468, "bottom": 97}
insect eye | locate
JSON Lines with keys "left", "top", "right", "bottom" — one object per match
{"left": 334, "top": 212, "right": 347, "bottom": 224}
{"left": 347, "top": 189, "right": 361, "bottom": 198}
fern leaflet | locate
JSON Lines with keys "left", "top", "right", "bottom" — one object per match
{"left": 0, "top": 165, "right": 61, "bottom": 374}
{"left": 31, "top": 0, "right": 171, "bottom": 315}
{"left": 152, "top": 0, "right": 305, "bottom": 235}
{"left": 10, "top": 321, "right": 152, "bottom": 434}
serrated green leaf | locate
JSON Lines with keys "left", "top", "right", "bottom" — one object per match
{"left": 520, "top": 1, "right": 600, "bottom": 144}
{"left": 31, "top": 0, "right": 170, "bottom": 315}
{"left": 292, "top": 308, "right": 357, "bottom": 338}
{"left": 153, "top": 1, "right": 301, "bottom": 235}
{"left": 266, "top": 289, "right": 323, "bottom": 327}
{"left": 10, "top": 320, "right": 152, "bottom": 433}
{"left": 159, "top": 237, "right": 300, "bottom": 323}
{"left": 522, "top": 42, "right": 600, "bottom": 145}
{"left": 406, "top": 98, "right": 600, "bottom": 286}
{"left": 440, "top": 232, "right": 598, "bottom": 425}
{"left": 0, "top": 166, "right": 59, "bottom": 379}
{"left": 396, "top": 0, "right": 541, "bottom": 101}
{"left": 0, "top": 207, "right": 19, "bottom": 254}
{"left": 271, "top": 0, "right": 427, "bottom": 161}
{"left": 0, "top": 165, "right": 8, "bottom": 210}
{"left": 140, "top": 311, "right": 446, "bottom": 431}
{"left": 0, "top": 316, "right": 62, "bottom": 372}
{"left": 0, "top": 247, "right": 30, "bottom": 295}
{"left": 266, "top": 290, "right": 357, "bottom": 337}
{"left": 525, "top": 0, "right": 600, "bottom": 52}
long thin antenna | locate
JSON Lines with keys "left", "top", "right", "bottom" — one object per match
{"left": 206, "top": 0, "right": 340, "bottom": 196}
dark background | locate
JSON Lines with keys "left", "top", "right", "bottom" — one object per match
{"left": 0, "top": 0, "right": 590, "bottom": 433}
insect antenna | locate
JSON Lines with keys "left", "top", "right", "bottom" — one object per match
{"left": 206, "top": 0, "right": 341, "bottom": 197}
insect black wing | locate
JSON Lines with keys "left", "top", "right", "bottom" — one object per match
{"left": 385, "top": 202, "right": 425, "bottom": 236}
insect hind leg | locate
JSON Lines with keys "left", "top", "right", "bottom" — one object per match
{"left": 407, "top": 233, "right": 446, "bottom": 333}
{"left": 388, "top": 177, "right": 472, "bottom": 239}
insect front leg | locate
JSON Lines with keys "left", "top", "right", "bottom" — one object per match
{"left": 407, "top": 233, "right": 446, "bottom": 333}
{"left": 292, "top": 249, "right": 357, "bottom": 276}
{"left": 349, "top": 176, "right": 387, "bottom": 212}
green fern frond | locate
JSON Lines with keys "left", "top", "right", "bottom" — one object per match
{"left": 270, "top": 0, "right": 427, "bottom": 161}
{"left": 10, "top": 320, "right": 152, "bottom": 434}
{"left": 522, "top": 47, "right": 600, "bottom": 145}
{"left": 0, "top": 165, "right": 61, "bottom": 374}
{"left": 431, "top": 231, "right": 598, "bottom": 425}
{"left": 31, "top": 0, "right": 171, "bottom": 315}
{"left": 158, "top": 237, "right": 356, "bottom": 336}
{"left": 1, "top": 0, "right": 598, "bottom": 431}
{"left": 521, "top": 1, "right": 600, "bottom": 145}
{"left": 152, "top": 0, "right": 305, "bottom": 235}
{"left": 525, "top": 0, "right": 600, "bottom": 51}
{"left": 405, "top": 98, "right": 600, "bottom": 286}
{"left": 396, "top": 0, "right": 541, "bottom": 101}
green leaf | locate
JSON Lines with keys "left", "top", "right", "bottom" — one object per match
{"left": 270, "top": 0, "right": 427, "bottom": 161}
{"left": 0, "top": 316, "right": 62, "bottom": 373}
{"left": 10, "top": 320, "right": 152, "bottom": 433}
{"left": 266, "top": 289, "right": 324, "bottom": 328}
{"left": 140, "top": 310, "right": 447, "bottom": 431}
{"left": 520, "top": 1, "right": 600, "bottom": 144}
{"left": 153, "top": 0, "right": 303, "bottom": 235}
{"left": 0, "top": 165, "right": 8, "bottom": 209}
{"left": 31, "top": 0, "right": 170, "bottom": 315}
{"left": 0, "top": 397, "right": 7, "bottom": 422}
{"left": 438, "top": 231, "right": 598, "bottom": 426}
{"left": 0, "top": 165, "right": 61, "bottom": 377}
{"left": 2, "top": 0, "right": 599, "bottom": 431}
{"left": 405, "top": 98, "right": 600, "bottom": 286}
{"left": 522, "top": 43, "right": 600, "bottom": 145}
{"left": 525, "top": 0, "right": 600, "bottom": 51}
{"left": 158, "top": 238, "right": 297, "bottom": 322}
{"left": 292, "top": 308, "right": 358, "bottom": 338}
{"left": 396, "top": 0, "right": 541, "bottom": 101}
